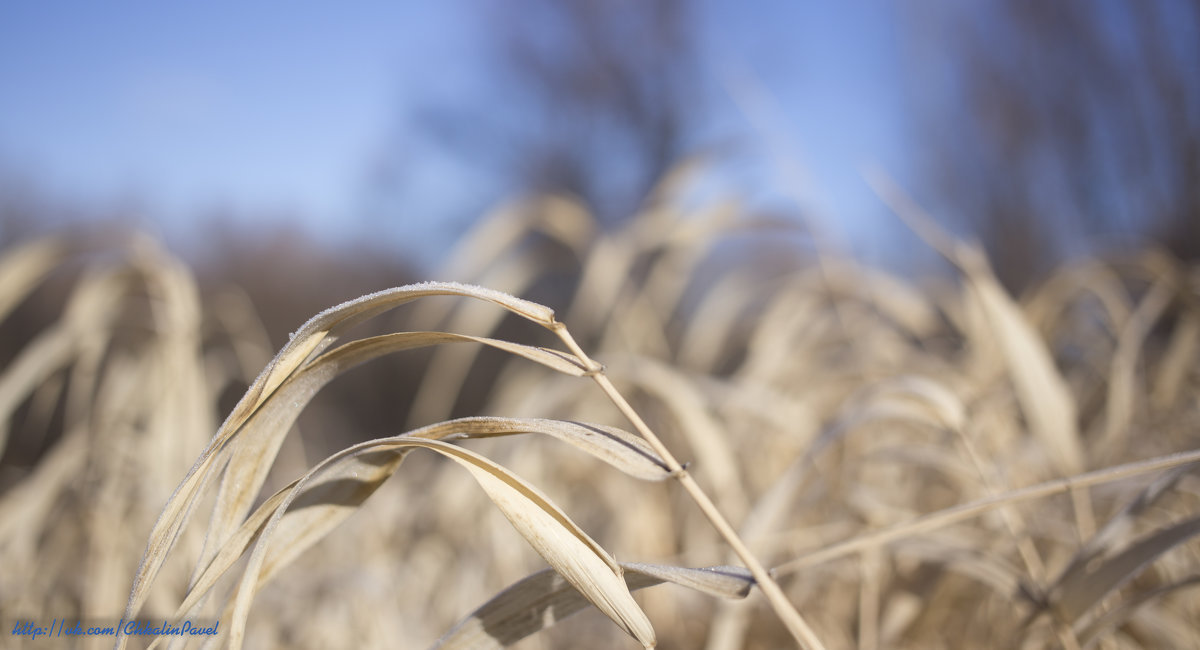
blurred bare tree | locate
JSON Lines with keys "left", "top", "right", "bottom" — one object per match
{"left": 413, "top": 0, "right": 701, "bottom": 224}
{"left": 362, "top": 0, "right": 708, "bottom": 419}
{"left": 908, "top": 0, "right": 1199, "bottom": 290}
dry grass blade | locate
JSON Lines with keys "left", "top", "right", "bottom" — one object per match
{"left": 865, "top": 166, "right": 1085, "bottom": 477}
{"left": 423, "top": 195, "right": 595, "bottom": 294}
{"left": 153, "top": 484, "right": 294, "bottom": 641}
{"left": 432, "top": 563, "right": 753, "bottom": 650}
{"left": 1049, "top": 514, "right": 1200, "bottom": 624}
{"left": 124, "top": 289, "right": 577, "bottom": 642}
{"left": 889, "top": 537, "right": 1022, "bottom": 597}
{"left": 829, "top": 377, "right": 966, "bottom": 440}
{"left": 406, "top": 259, "right": 547, "bottom": 426}
{"left": 1024, "top": 259, "right": 1132, "bottom": 337}
{"left": 1101, "top": 275, "right": 1173, "bottom": 455}
{"left": 147, "top": 418, "right": 664, "bottom": 649}
{"left": 552, "top": 327, "right": 827, "bottom": 650}
{"left": 726, "top": 375, "right": 965, "bottom": 578}
{"left": 243, "top": 282, "right": 557, "bottom": 419}
{"left": 1051, "top": 463, "right": 1196, "bottom": 594}
{"left": 957, "top": 245, "right": 1085, "bottom": 476}
{"left": 678, "top": 271, "right": 763, "bottom": 371}
{"left": 773, "top": 450, "right": 1200, "bottom": 576}
{"left": 201, "top": 331, "right": 588, "bottom": 564}
{"left": 0, "top": 427, "right": 88, "bottom": 546}
{"left": 620, "top": 563, "right": 755, "bottom": 599}
{"left": 0, "top": 267, "right": 127, "bottom": 454}
{"left": 431, "top": 417, "right": 671, "bottom": 482}
{"left": 220, "top": 436, "right": 654, "bottom": 650}
{"left": 1152, "top": 310, "right": 1199, "bottom": 409}
{"left": 0, "top": 237, "right": 67, "bottom": 323}
{"left": 611, "top": 358, "right": 746, "bottom": 513}
{"left": 1076, "top": 575, "right": 1200, "bottom": 649}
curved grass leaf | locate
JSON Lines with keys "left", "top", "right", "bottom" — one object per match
{"left": 122, "top": 285, "right": 570, "bottom": 644}
{"left": 200, "top": 333, "right": 589, "bottom": 571}
{"left": 217, "top": 437, "right": 654, "bottom": 650}
{"left": 150, "top": 417, "right": 666, "bottom": 648}
{"left": 1050, "top": 514, "right": 1200, "bottom": 623}
{"left": 1076, "top": 574, "right": 1200, "bottom": 649}
{"left": 433, "top": 563, "right": 753, "bottom": 650}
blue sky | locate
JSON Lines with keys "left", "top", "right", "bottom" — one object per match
{"left": 0, "top": 1, "right": 911, "bottom": 267}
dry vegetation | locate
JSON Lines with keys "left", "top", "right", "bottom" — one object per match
{"left": 2, "top": 167, "right": 1199, "bottom": 649}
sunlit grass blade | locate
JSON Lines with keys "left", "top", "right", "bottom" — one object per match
{"left": 123, "top": 281, "right": 576, "bottom": 643}
{"left": 218, "top": 437, "right": 654, "bottom": 650}
{"left": 147, "top": 415, "right": 666, "bottom": 648}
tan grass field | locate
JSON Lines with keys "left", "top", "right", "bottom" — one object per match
{"left": 2, "top": 170, "right": 1199, "bottom": 649}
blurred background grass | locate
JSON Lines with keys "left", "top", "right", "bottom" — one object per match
{"left": 1, "top": 2, "right": 1198, "bottom": 648}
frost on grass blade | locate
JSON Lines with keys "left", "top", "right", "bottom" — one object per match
{"left": 415, "top": 417, "right": 671, "bottom": 482}
{"left": 242, "top": 282, "right": 558, "bottom": 424}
